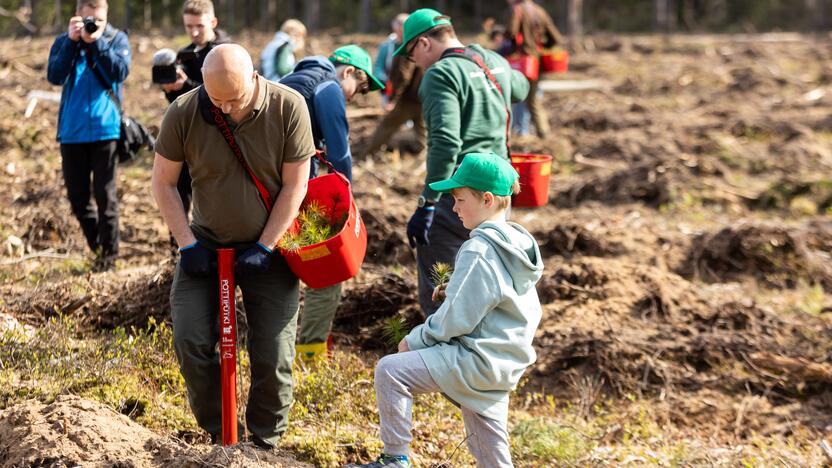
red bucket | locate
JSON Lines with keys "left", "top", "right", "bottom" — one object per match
{"left": 508, "top": 54, "right": 539, "bottom": 81}
{"left": 541, "top": 49, "right": 569, "bottom": 74}
{"left": 511, "top": 153, "right": 553, "bottom": 208}
{"left": 279, "top": 172, "right": 367, "bottom": 289}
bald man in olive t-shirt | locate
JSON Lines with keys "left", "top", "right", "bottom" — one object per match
{"left": 151, "top": 44, "right": 315, "bottom": 449}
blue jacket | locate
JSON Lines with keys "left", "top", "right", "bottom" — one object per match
{"left": 373, "top": 34, "right": 397, "bottom": 84}
{"left": 280, "top": 57, "right": 352, "bottom": 182}
{"left": 47, "top": 25, "right": 131, "bottom": 144}
{"left": 260, "top": 31, "right": 296, "bottom": 81}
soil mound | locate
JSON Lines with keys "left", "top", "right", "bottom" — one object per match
{"left": 532, "top": 257, "right": 832, "bottom": 435}
{"left": 334, "top": 273, "right": 421, "bottom": 349}
{"left": 0, "top": 395, "right": 309, "bottom": 467}
{"left": 679, "top": 221, "right": 832, "bottom": 289}
{"left": 3, "top": 265, "right": 173, "bottom": 331}
{"left": 361, "top": 208, "right": 412, "bottom": 265}
{"left": 555, "top": 161, "right": 679, "bottom": 208}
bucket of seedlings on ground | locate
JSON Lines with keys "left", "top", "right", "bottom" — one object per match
{"left": 510, "top": 153, "right": 553, "bottom": 208}
{"left": 278, "top": 154, "right": 367, "bottom": 288}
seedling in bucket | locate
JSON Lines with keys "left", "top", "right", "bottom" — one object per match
{"left": 278, "top": 200, "right": 347, "bottom": 251}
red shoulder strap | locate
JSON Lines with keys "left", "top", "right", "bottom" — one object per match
{"left": 463, "top": 50, "right": 512, "bottom": 156}
{"left": 208, "top": 106, "right": 274, "bottom": 213}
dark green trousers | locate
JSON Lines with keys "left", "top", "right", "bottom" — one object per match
{"left": 170, "top": 255, "right": 299, "bottom": 445}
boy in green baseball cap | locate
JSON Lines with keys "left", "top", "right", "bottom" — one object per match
{"left": 394, "top": 8, "right": 530, "bottom": 321}
{"left": 279, "top": 45, "right": 384, "bottom": 361}
{"left": 348, "top": 153, "right": 544, "bottom": 468}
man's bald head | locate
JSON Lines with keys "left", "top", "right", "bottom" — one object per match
{"left": 202, "top": 44, "right": 257, "bottom": 116}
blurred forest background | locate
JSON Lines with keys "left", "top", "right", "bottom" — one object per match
{"left": 0, "top": 0, "right": 831, "bottom": 37}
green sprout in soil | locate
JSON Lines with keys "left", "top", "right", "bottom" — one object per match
{"left": 382, "top": 316, "right": 409, "bottom": 347}
{"left": 430, "top": 262, "right": 454, "bottom": 302}
{"left": 279, "top": 200, "right": 347, "bottom": 251}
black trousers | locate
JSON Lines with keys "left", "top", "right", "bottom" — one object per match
{"left": 60, "top": 140, "right": 119, "bottom": 256}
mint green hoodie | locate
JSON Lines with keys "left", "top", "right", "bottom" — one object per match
{"left": 405, "top": 220, "right": 544, "bottom": 422}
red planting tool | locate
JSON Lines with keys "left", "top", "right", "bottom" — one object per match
{"left": 218, "top": 248, "right": 238, "bottom": 445}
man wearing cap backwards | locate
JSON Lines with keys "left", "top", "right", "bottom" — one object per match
{"left": 396, "top": 8, "right": 530, "bottom": 316}
{"left": 151, "top": 43, "right": 316, "bottom": 448}
{"left": 279, "top": 45, "right": 384, "bottom": 360}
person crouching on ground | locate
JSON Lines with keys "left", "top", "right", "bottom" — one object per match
{"left": 348, "top": 153, "right": 544, "bottom": 468}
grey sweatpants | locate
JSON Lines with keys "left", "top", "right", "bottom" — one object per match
{"left": 374, "top": 351, "right": 513, "bottom": 467}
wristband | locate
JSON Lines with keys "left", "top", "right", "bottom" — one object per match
{"left": 256, "top": 241, "right": 273, "bottom": 253}
{"left": 178, "top": 241, "right": 197, "bottom": 252}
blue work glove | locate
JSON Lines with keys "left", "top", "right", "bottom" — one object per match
{"left": 406, "top": 206, "right": 435, "bottom": 248}
{"left": 178, "top": 242, "right": 216, "bottom": 277}
{"left": 235, "top": 242, "right": 273, "bottom": 276}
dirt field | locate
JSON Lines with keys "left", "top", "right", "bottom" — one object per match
{"left": 1, "top": 30, "right": 831, "bottom": 466}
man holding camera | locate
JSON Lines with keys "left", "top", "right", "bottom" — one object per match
{"left": 157, "top": 0, "right": 229, "bottom": 103}
{"left": 153, "top": 0, "right": 229, "bottom": 218}
{"left": 47, "top": 0, "right": 131, "bottom": 271}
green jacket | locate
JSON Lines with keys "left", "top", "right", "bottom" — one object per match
{"left": 419, "top": 44, "right": 530, "bottom": 201}
{"left": 405, "top": 221, "right": 544, "bottom": 421}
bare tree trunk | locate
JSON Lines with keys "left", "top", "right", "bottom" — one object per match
{"left": 359, "top": 0, "right": 370, "bottom": 32}
{"left": 53, "top": 0, "right": 60, "bottom": 31}
{"left": 805, "top": 0, "right": 820, "bottom": 30}
{"left": 567, "top": 0, "right": 583, "bottom": 41}
{"left": 227, "top": 0, "right": 236, "bottom": 32}
{"left": 125, "top": 0, "right": 132, "bottom": 30}
{"left": 162, "top": 0, "right": 171, "bottom": 29}
{"left": 143, "top": 0, "right": 151, "bottom": 31}
{"left": 243, "top": 0, "right": 252, "bottom": 29}
{"left": 303, "top": 0, "right": 320, "bottom": 31}
{"left": 655, "top": 0, "right": 668, "bottom": 31}
{"left": 262, "top": 0, "right": 276, "bottom": 31}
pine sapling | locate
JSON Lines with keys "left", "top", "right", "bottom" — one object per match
{"left": 382, "top": 316, "right": 409, "bottom": 348}
{"left": 430, "top": 262, "right": 454, "bottom": 302}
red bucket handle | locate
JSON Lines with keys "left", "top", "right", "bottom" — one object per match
{"left": 314, "top": 150, "right": 352, "bottom": 188}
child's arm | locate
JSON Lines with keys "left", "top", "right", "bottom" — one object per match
{"left": 405, "top": 251, "right": 501, "bottom": 351}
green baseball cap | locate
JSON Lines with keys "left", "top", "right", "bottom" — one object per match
{"left": 429, "top": 153, "right": 519, "bottom": 196}
{"left": 329, "top": 44, "right": 385, "bottom": 92}
{"left": 393, "top": 8, "right": 452, "bottom": 57}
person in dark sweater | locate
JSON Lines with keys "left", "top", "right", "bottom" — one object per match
{"left": 395, "top": 8, "right": 529, "bottom": 317}
{"left": 280, "top": 45, "right": 384, "bottom": 360}
{"left": 157, "top": 0, "right": 229, "bottom": 217}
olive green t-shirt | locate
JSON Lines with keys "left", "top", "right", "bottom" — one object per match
{"left": 155, "top": 76, "right": 315, "bottom": 246}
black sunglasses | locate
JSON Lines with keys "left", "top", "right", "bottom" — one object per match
{"left": 405, "top": 36, "right": 423, "bottom": 60}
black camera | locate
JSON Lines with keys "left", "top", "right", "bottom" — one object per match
{"left": 83, "top": 16, "right": 98, "bottom": 34}
{"left": 152, "top": 49, "right": 199, "bottom": 84}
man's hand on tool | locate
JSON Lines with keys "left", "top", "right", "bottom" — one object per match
{"left": 235, "top": 242, "right": 273, "bottom": 275}
{"left": 406, "top": 206, "right": 435, "bottom": 247}
{"left": 179, "top": 242, "right": 216, "bottom": 276}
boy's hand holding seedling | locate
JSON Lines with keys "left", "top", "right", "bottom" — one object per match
{"left": 430, "top": 262, "right": 453, "bottom": 303}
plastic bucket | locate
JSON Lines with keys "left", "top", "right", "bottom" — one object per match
{"left": 511, "top": 153, "right": 553, "bottom": 208}
{"left": 508, "top": 54, "right": 540, "bottom": 81}
{"left": 279, "top": 172, "right": 367, "bottom": 288}
{"left": 541, "top": 49, "right": 569, "bottom": 74}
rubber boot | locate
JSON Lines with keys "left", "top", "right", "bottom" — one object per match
{"left": 296, "top": 342, "right": 328, "bottom": 362}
